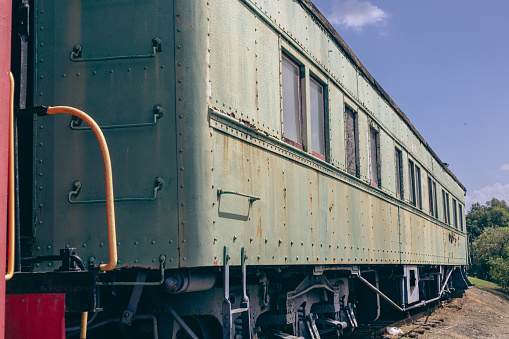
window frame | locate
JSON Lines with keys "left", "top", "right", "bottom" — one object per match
{"left": 281, "top": 52, "right": 304, "bottom": 149}
{"left": 433, "top": 182, "right": 438, "bottom": 218}
{"left": 452, "top": 198, "right": 458, "bottom": 228}
{"left": 368, "top": 125, "right": 381, "bottom": 187}
{"left": 442, "top": 189, "right": 451, "bottom": 224}
{"left": 395, "top": 148, "right": 404, "bottom": 199}
{"left": 345, "top": 105, "right": 360, "bottom": 178}
{"left": 428, "top": 176, "right": 434, "bottom": 216}
{"left": 415, "top": 166, "right": 422, "bottom": 209}
{"left": 409, "top": 159, "right": 416, "bottom": 205}
{"left": 446, "top": 192, "right": 451, "bottom": 224}
{"left": 309, "top": 74, "right": 327, "bottom": 161}
{"left": 459, "top": 204, "right": 463, "bottom": 231}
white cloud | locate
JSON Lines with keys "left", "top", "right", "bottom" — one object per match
{"left": 500, "top": 164, "right": 509, "bottom": 171}
{"left": 327, "top": 0, "right": 388, "bottom": 31}
{"left": 465, "top": 183, "right": 509, "bottom": 211}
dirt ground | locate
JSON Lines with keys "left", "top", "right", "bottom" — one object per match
{"left": 385, "top": 287, "right": 509, "bottom": 339}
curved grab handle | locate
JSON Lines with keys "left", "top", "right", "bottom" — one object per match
{"left": 70, "top": 37, "right": 162, "bottom": 62}
{"left": 217, "top": 189, "right": 260, "bottom": 203}
{"left": 68, "top": 177, "right": 164, "bottom": 204}
{"left": 70, "top": 105, "right": 163, "bottom": 130}
{"left": 47, "top": 106, "right": 117, "bottom": 271}
{"left": 6, "top": 73, "right": 15, "bottom": 280}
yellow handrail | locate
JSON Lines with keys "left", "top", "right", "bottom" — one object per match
{"left": 6, "top": 72, "right": 15, "bottom": 280}
{"left": 46, "top": 106, "right": 117, "bottom": 271}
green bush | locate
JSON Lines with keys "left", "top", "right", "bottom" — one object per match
{"left": 489, "top": 257, "right": 509, "bottom": 291}
{"left": 469, "top": 226, "right": 509, "bottom": 281}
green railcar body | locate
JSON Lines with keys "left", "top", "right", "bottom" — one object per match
{"left": 30, "top": 0, "right": 466, "bottom": 271}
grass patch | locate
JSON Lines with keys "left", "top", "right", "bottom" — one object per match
{"left": 468, "top": 276, "right": 499, "bottom": 288}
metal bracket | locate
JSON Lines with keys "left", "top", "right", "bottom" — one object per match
{"left": 70, "top": 37, "right": 162, "bottom": 62}
{"left": 20, "top": 248, "right": 86, "bottom": 272}
{"left": 96, "top": 255, "right": 165, "bottom": 286}
{"left": 68, "top": 177, "right": 164, "bottom": 204}
{"left": 217, "top": 189, "right": 260, "bottom": 203}
{"left": 70, "top": 105, "right": 163, "bottom": 130}
{"left": 122, "top": 272, "right": 148, "bottom": 326}
{"left": 15, "top": 105, "right": 48, "bottom": 117}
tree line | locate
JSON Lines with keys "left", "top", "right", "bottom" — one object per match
{"left": 467, "top": 198, "right": 509, "bottom": 290}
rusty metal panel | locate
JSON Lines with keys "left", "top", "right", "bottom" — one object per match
{"left": 379, "top": 131, "right": 396, "bottom": 196}
{"left": 398, "top": 205, "right": 467, "bottom": 265}
{"left": 209, "top": 112, "right": 468, "bottom": 269}
{"left": 209, "top": 119, "right": 405, "bottom": 267}
{"left": 326, "top": 45, "right": 357, "bottom": 98}
{"left": 174, "top": 0, "right": 215, "bottom": 268}
{"left": 241, "top": 0, "right": 359, "bottom": 99}
{"left": 356, "top": 111, "right": 368, "bottom": 183}
{"left": 231, "top": 0, "right": 466, "bottom": 208}
{"left": 209, "top": 0, "right": 280, "bottom": 138}
{"left": 32, "top": 0, "right": 179, "bottom": 269}
{"left": 357, "top": 76, "right": 377, "bottom": 116}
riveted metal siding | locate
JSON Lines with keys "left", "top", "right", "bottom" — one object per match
{"left": 209, "top": 0, "right": 280, "bottom": 138}
{"left": 202, "top": 0, "right": 467, "bottom": 268}
{"left": 173, "top": 0, "right": 212, "bottom": 268}
{"left": 32, "top": 0, "right": 178, "bottom": 269}
{"left": 210, "top": 124, "right": 411, "bottom": 267}
{"left": 358, "top": 76, "right": 377, "bottom": 118}
{"left": 379, "top": 131, "right": 395, "bottom": 196}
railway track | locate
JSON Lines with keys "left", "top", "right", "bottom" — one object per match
{"left": 334, "top": 304, "right": 440, "bottom": 339}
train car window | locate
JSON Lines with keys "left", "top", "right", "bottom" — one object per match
{"left": 452, "top": 198, "right": 458, "bottom": 228}
{"left": 395, "top": 149, "right": 403, "bottom": 199}
{"left": 409, "top": 160, "right": 416, "bottom": 205}
{"left": 345, "top": 106, "right": 359, "bottom": 177}
{"left": 442, "top": 190, "right": 450, "bottom": 224}
{"left": 282, "top": 53, "right": 303, "bottom": 148}
{"left": 433, "top": 181, "right": 438, "bottom": 218}
{"left": 310, "top": 76, "right": 325, "bottom": 159}
{"left": 428, "top": 177, "right": 434, "bottom": 216}
{"left": 459, "top": 204, "right": 464, "bottom": 231}
{"left": 446, "top": 193, "right": 451, "bottom": 224}
{"left": 415, "top": 166, "right": 422, "bottom": 209}
{"left": 368, "top": 128, "right": 380, "bottom": 187}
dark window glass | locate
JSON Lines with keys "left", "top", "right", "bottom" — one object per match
{"left": 282, "top": 54, "right": 302, "bottom": 145}
{"left": 345, "top": 107, "right": 358, "bottom": 177}
{"left": 442, "top": 190, "right": 451, "bottom": 224}
{"left": 409, "top": 160, "right": 416, "bottom": 205}
{"left": 310, "top": 77, "right": 325, "bottom": 157}
{"left": 428, "top": 177, "right": 434, "bottom": 216}
{"left": 453, "top": 198, "right": 458, "bottom": 228}
{"left": 395, "top": 149, "right": 403, "bottom": 199}
{"left": 433, "top": 182, "right": 438, "bottom": 218}
{"left": 459, "top": 204, "right": 463, "bottom": 231}
{"left": 369, "top": 129, "right": 379, "bottom": 186}
{"left": 442, "top": 190, "right": 446, "bottom": 222}
{"left": 446, "top": 193, "right": 450, "bottom": 224}
{"left": 415, "top": 166, "right": 422, "bottom": 209}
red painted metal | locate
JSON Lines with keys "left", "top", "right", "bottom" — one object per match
{"left": 6, "top": 294, "right": 66, "bottom": 339}
{"left": 0, "top": 0, "right": 13, "bottom": 338}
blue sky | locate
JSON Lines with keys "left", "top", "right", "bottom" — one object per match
{"left": 311, "top": 0, "right": 509, "bottom": 210}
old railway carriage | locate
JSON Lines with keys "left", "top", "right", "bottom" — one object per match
{"left": 5, "top": 0, "right": 469, "bottom": 338}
